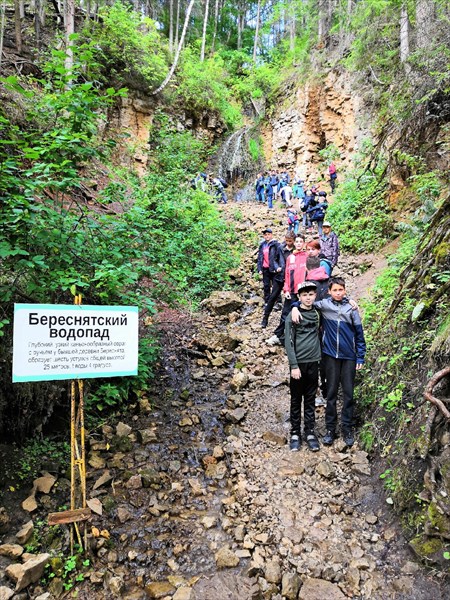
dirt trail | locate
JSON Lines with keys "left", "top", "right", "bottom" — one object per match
{"left": 1, "top": 199, "right": 449, "bottom": 600}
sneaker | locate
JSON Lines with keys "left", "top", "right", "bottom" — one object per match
{"left": 343, "top": 430, "right": 355, "bottom": 447}
{"left": 261, "top": 317, "right": 268, "bottom": 328}
{"left": 323, "top": 430, "right": 335, "bottom": 446}
{"left": 273, "top": 302, "right": 282, "bottom": 311}
{"left": 289, "top": 434, "right": 301, "bottom": 451}
{"left": 306, "top": 434, "right": 320, "bottom": 452}
{"left": 266, "top": 335, "right": 281, "bottom": 346}
{"left": 315, "top": 396, "right": 327, "bottom": 407}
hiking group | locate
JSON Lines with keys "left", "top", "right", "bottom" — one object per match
{"left": 256, "top": 173, "right": 366, "bottom": 455}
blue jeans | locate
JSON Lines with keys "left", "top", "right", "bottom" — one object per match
{"left": 267, "top": 193, "right": 273, "bottom": 209}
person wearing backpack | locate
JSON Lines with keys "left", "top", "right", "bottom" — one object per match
{"left": 286, "top": 207, "right": 300, "bottom": 235}
{"left": 320, "top": 222, "right": 340, "bottom": 272}
{"left": 208, "top": 174, "right": 227, "bottom": 204}
{"left": 328, "top": 162, "right": 337, "bottom": 193}
{"left": 306, "top": 191, "right": 328, "bottom": 236}
{"left": 255, "top": 173, "right": 265, "bottom": 203}
{"left": 305, "top": 240, "right": 332, "bottom": 301}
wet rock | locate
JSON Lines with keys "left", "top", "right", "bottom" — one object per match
{"left": 139, "top": 428, "right": 157, "bottom": 443}
{"left": 88, "top": 452, "right": 106, "bottom": 469}
{"left": 15, "top": 521, "right": 34, "bottom": 545}
{"left": 126, "top": 475, "right": 142, "bottom": 490}
{"left": 281, "top": 572, "right": 301, "bottom": 599}
{"left": 224, "top": 408, "right": 247, "bottom": 423}
{"left": 298, "top": 578, "right": 346, "bottom": 599}
{"left": 93, "top": 470, "right": 113, "bottom": 490}
{"left": 5, "top": 553, "right": 50, "bottom": 592}
{"left": 215, "top": 546, "right": 240, "bottom": 568}
{"left": 116, "top": 422, "right": 132, "bottom": 437}
{"left": 117, "top": 506, "right": 132, "bottom": 523}
{"left": 107, "top": 575, "right": 125, "bottom": 596}
{"left": 145, "top": 581, "right": 176, "bottom": 598}
{"left": 194, "top": 330, "right": 239, "bottom": 352}
{"left": 0, "top": 588, "right": 15, "bottom": 600}
{"left": 316, "top": 460, "right": 335, "bottom": 479}
{"left": 140, "top": 467, "right": 162, "bottom": 488}
{"left": 0, "top": 544, "right": 24, "bottom": 558}
{"left": 0, "top": 508, "right": 11, "bottom": 534}
{"left": 264, "top": 559, "right": 281, "bottom": 584}
{"left": 230, "top": 371, "right": 249, "bottom": 391}
{"left": 201, "top": 516, "right": 217, "bottom": 529}
{"left": 262, "top": 431, "right": 287, "bottom": 446}
{"left": 202, "top": 291, "right": 244, "bottom": 315}
{"left": 173, "top": 588, "right": 195, "bottom": 600}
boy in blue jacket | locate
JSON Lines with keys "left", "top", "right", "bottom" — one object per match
{"left": 291, "top": 276, "right": 366, "bottom": 447}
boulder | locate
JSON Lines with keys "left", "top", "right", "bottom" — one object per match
{"left": 299, "top": 578, "right": 346, "bottom": 600}
{"left": 5, "top": 553, "right": 50, "bottom": 592}
{"left": 202, "top": 291, "right": 244, "bottom": 315}
{"left": 215, "top": 546, "right": 240, "bottom": 568}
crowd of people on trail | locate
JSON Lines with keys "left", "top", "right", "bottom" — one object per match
{"left": 254, "top": 165, "right": 337, "bottom": 236}
{"left": 256, "top": 209, "right": 366, "bottom": 454}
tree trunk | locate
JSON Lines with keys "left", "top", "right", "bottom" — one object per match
{"left": 35, "top": 0, "right": 41, "bottom": 49}
{"left": 210, "top": 0, "right": 219, "bottom": 54}
{"left": 169, "top": 0, "right": 174, "bottom": 55}
{"left": 400, "top": 3, "right": 410, "bottom": 66}
{"left": 64, "top": 0, "right": 75, "bottom": 72}
{"left": 175, "top": 0, "right": 181, "bottom": 49}
{"left": 0, "top": 1, "right": 6, "bottom": 67}
{"left": 252, "top": 0, "right": 260, "bottom": 62}
{"left": 200, "top": 0, "right": 209, "bottom": 61}
{"left": 14, "top": 0, "right": 22, "bottom": 54}
{"left": 416, "top": 0, "right": 435, "bottom": 50}
{"left": 289, "top": 3, "right": 295, "bottom": 54}
{"left": 151, "top": 0, "right": 195, "bottom": 95}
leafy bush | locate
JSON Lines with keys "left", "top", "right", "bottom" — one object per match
{"left": 169, "top": 49, "right": 242, "bottom": 129}
{"left": 327, "top": 168, "right": 393, "bottom": 252}
{"left": 82, "top": 2, "right": 168, "bottom": 89}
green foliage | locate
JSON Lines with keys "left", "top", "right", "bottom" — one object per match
{"left": 15, "top": 439, "right": 70, "bottom": 483}
{"left": 170, "top": 49, "right": 242, "bottom": 129}
{"left": 83, "top": 2, "right": 167, "bottom": 88}
{"left": 248, "top": 137, "right": 262, "bottom": 161}
{"left": 327, "top": 164, "right": 393, "bottom": 252}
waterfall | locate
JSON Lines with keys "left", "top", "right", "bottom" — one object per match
{"left": 216, "top": 126, "right": 256, "bottom": 183}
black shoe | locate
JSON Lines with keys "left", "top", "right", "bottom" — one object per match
{"left": 323, "top": 430, "right": 335, "bottom": 446}
{"left": 306, "top": 433, "right": 320, "bottom": 452}
{"left": 343, "top": 430, "right": 355, "bottom": 447}
{"left": 289, "top": 434, "right": 301, "bottom": 451}
{"left": 261, "top": 317, "right": 268, "bottom": 328}
{"left": 274, "top": 302, "right": 282, "bottom": 311}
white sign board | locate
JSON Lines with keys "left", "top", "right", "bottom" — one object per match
{"left": 13, "top": 304, "right": 139, "bottom": 382}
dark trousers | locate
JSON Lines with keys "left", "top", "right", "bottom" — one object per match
{"left": 262, "top": 269, "right": 283, "bottom": 317}
{"left": 289, "top": 362, "right": 319, "bottom": 435}
{"left": 319, "top": 358, "right": 327, "bottom": 399}
{"left": 273, "top": 294, "right": 297, "bottom": 341}
{"left": 323, "top": 355, "right": 356, "bottom": 432}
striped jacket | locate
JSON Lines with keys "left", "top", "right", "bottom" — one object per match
{"left": 314, "top": 297, "right": 366, "bottom": 364}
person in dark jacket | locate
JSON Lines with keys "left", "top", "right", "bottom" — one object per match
{"left": 320, "top": 222, "right": 340, "bottom": 271}
{"left": 257, "top": 228, "right": 285, "bottom": 328}
{"left": 291, "top": 277, "right": 366, "bottom": 447}
{"left": 284, "top": 281, "right": 321, "bottom": 452}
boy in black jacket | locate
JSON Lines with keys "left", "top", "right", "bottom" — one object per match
{"left": 284, "top": 281, "right": 321, "bottom": 452}
{"left": 257, "top": 228, "right": 285, "bottom": 328}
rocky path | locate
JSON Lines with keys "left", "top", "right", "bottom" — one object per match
{"left": 1, "top": 201, "right": 449, "bottom": 599}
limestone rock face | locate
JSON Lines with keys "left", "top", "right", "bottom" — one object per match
{"left": 265, "top": 71, "right": 360, "bottom": 179}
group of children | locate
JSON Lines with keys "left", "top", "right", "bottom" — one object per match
{"left": 256, "top": 223, "right": 366, "bottom": 452}
{"left": 254, "top": 170, "right": 333, "bottom": 236}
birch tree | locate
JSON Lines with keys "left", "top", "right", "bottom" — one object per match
{"left": 65, "top": 0, "right": 75, "bottom": 72}
{"left": 151, "top": 0, "right": 195, "bottom": 95}
{"left": 200, "top": 0, "right": 210, "bottom": 61}
{"left": 400, "top": 2, "right": 410, "bottom": 69}
{"left": 14, "top": 0, "right": 22, "bottom": 54}
{"left": 253, "top": 0, "right": 261, "bottom": 61}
